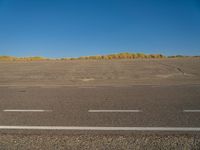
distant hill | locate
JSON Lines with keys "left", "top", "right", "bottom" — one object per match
{"left": 0, "top": 56, "right": 48, "bottom": 61}
{"left": 0, "top": 53, "right": 199, "bottom": 61}
{"left": 72, "top": 53, "right": 166, "bottom": 60}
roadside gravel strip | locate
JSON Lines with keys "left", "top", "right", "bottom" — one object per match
{"left": 0, "top": 134, "right": 200, "bottom": 150}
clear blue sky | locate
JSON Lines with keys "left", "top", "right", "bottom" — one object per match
{"left": 0, "top": 0, "right": 200, "bottom": 58}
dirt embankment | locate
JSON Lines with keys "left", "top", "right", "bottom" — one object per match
{"left": 0, "top": 58, "right": 199, "bottom": 86}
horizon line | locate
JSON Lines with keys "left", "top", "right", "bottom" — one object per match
{"left": 0, "top": 52, "right": 199, "bottom": 59}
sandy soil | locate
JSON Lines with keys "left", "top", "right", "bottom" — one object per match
{"left": 0, "top": 58, "right": 199, "bottom": 86}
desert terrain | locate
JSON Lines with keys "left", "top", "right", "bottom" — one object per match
{"left": 0, "top": 58, "right": 199, "bottom": 86}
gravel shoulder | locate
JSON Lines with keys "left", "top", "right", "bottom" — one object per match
{"left": 1, "top": 134, "right": 200, "bottom": 150}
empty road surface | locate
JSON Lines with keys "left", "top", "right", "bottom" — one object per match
{"left": 0, "top": 84, "right": 200, "bottom": 134}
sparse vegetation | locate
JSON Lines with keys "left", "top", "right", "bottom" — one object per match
{"left": 0, "top": 53, "right": 199, "bottom": 61}
{"left": 0, "top": 56, "right": 16, "bottom": 61}
{"left": 74, "top": 53, "right": 166, "bottom": 60}
{"left": 168, "top": 55, "right": 188, "bottom": 58}
{"left": 0, "top": 56, "right": 48, "bottom": 61}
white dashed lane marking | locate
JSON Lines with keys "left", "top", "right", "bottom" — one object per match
{"left": 183, "top": 110, "right": 200, "bottom": 113}
{"left": 88, "top": 110, "right": 141, "bottom": 113}
{"left": 3, "top": 109, "right": 52, "bottom": 112}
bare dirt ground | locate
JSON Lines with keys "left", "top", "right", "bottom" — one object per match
{"left": 0, "top": 58, "right": 199, "bottom": 86}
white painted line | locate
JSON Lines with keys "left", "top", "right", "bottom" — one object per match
{"left": 183, "top": 110, "right": 200, "bottom": 112}
{"left": 3, "top": 109, "right": 52, "bottom": 112}
{"left": 88, "top": 110, "right": 141, "bottom": 113}
{"left": 0, "top": 126, "right": 200, "bottom": 131}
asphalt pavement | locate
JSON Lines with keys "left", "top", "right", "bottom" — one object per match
{"left": 0, "top": 84, "right": 200, "bottom": 134}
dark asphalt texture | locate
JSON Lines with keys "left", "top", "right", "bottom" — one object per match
{"left": 0, "top": 85, "right": 199, "bottom": 134}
